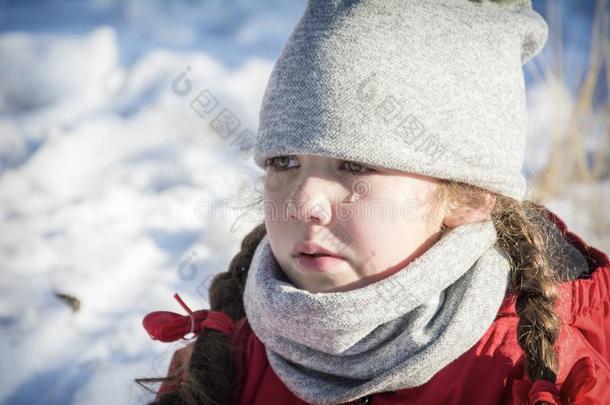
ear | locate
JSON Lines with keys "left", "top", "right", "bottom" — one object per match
{"left": 443, "top": 194, "right": 497, "bottom": 228}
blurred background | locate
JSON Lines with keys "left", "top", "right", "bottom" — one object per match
{"left": 0, "top": 0, "right": 608, "bottom": 404}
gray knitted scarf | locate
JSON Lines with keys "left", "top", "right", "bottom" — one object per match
{"left": 243, "top": 220, "right": 511, "bottom": 405}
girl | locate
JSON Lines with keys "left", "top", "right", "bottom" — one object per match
{"left": 137, "top": 0, "right": 610, "bottom": 404}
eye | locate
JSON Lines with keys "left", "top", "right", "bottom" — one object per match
{"left": 343, "top": 161, "right": 376, "bottom": 175}
{"left": 265, "top": 155, "right": 298, "bottom": 174}
{"left": 264, "top": 156, "right": 377, "bottom": 175}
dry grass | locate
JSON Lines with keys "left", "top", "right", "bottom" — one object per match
{"left": 527, "top": 0, "right": 609, "bottom": 243}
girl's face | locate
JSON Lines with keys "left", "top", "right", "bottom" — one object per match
{"left": 262, "top": 154, "right": 447, "bottom": 293}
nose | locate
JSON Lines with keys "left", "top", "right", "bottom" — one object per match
{"left": 287, "top": 178, "right": 333, "bottom": 225}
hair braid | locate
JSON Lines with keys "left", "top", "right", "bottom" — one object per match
{"left": 208, "top": 222, "right": 266, "bottom": 320}
{"left": 492, "top": 199, "right": 563, "bottom": 397}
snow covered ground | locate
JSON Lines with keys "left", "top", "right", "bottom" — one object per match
{"left": 0, "top": 1, "right": 607, "bottom": 404}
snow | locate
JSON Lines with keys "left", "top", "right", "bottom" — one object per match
{"left": 0, "top": 1, "right": 606, "bottom": 404}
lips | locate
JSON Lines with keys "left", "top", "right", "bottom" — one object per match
{"left": 292, "top": 241, "right": 343, "bottom": 258}
{"left": 296, "top": 253, "right": 345, "bottom": 271}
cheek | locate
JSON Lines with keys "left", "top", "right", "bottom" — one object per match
{"left": 263, "top": 176, "right": 300, "bottom": 220}
{"left": 347, "top": 218, "right": 432, "bottom": 277}
{"left": 262, "top": 195, "right": 275, "bottom": 221}
{"left": 346, "top": 182, "right": 437, "bottom": 271}
{"left": 372, "top": 178, "right": 438, "bottom": 227}
{"left": 354, "top": 213, "right": 429, "bottom": 253}
{"left": 263, "top": 173, "right": 293, "bottom": 197}
{"left": 263, "top": 184, "right": 289, "bottom": 224}
{"left": 264, "top": 217, "right": 292, "bottom": 266}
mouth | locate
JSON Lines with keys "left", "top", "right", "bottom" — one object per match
{"left": 295, "top": 252, "right": 346, "bottom": 271}
{"left": 291, "top": 241, "right": 344, "bottom": 258}
{"left": 300, "top": 252, "right": 333, "bottom": 257}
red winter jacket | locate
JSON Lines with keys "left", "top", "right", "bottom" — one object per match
{"left": 147, "top": 210, "right": 610, "bottom": 405}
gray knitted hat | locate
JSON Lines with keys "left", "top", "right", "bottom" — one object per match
{"left": 253, "top": 0, "right": 548, "bottom": 201}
